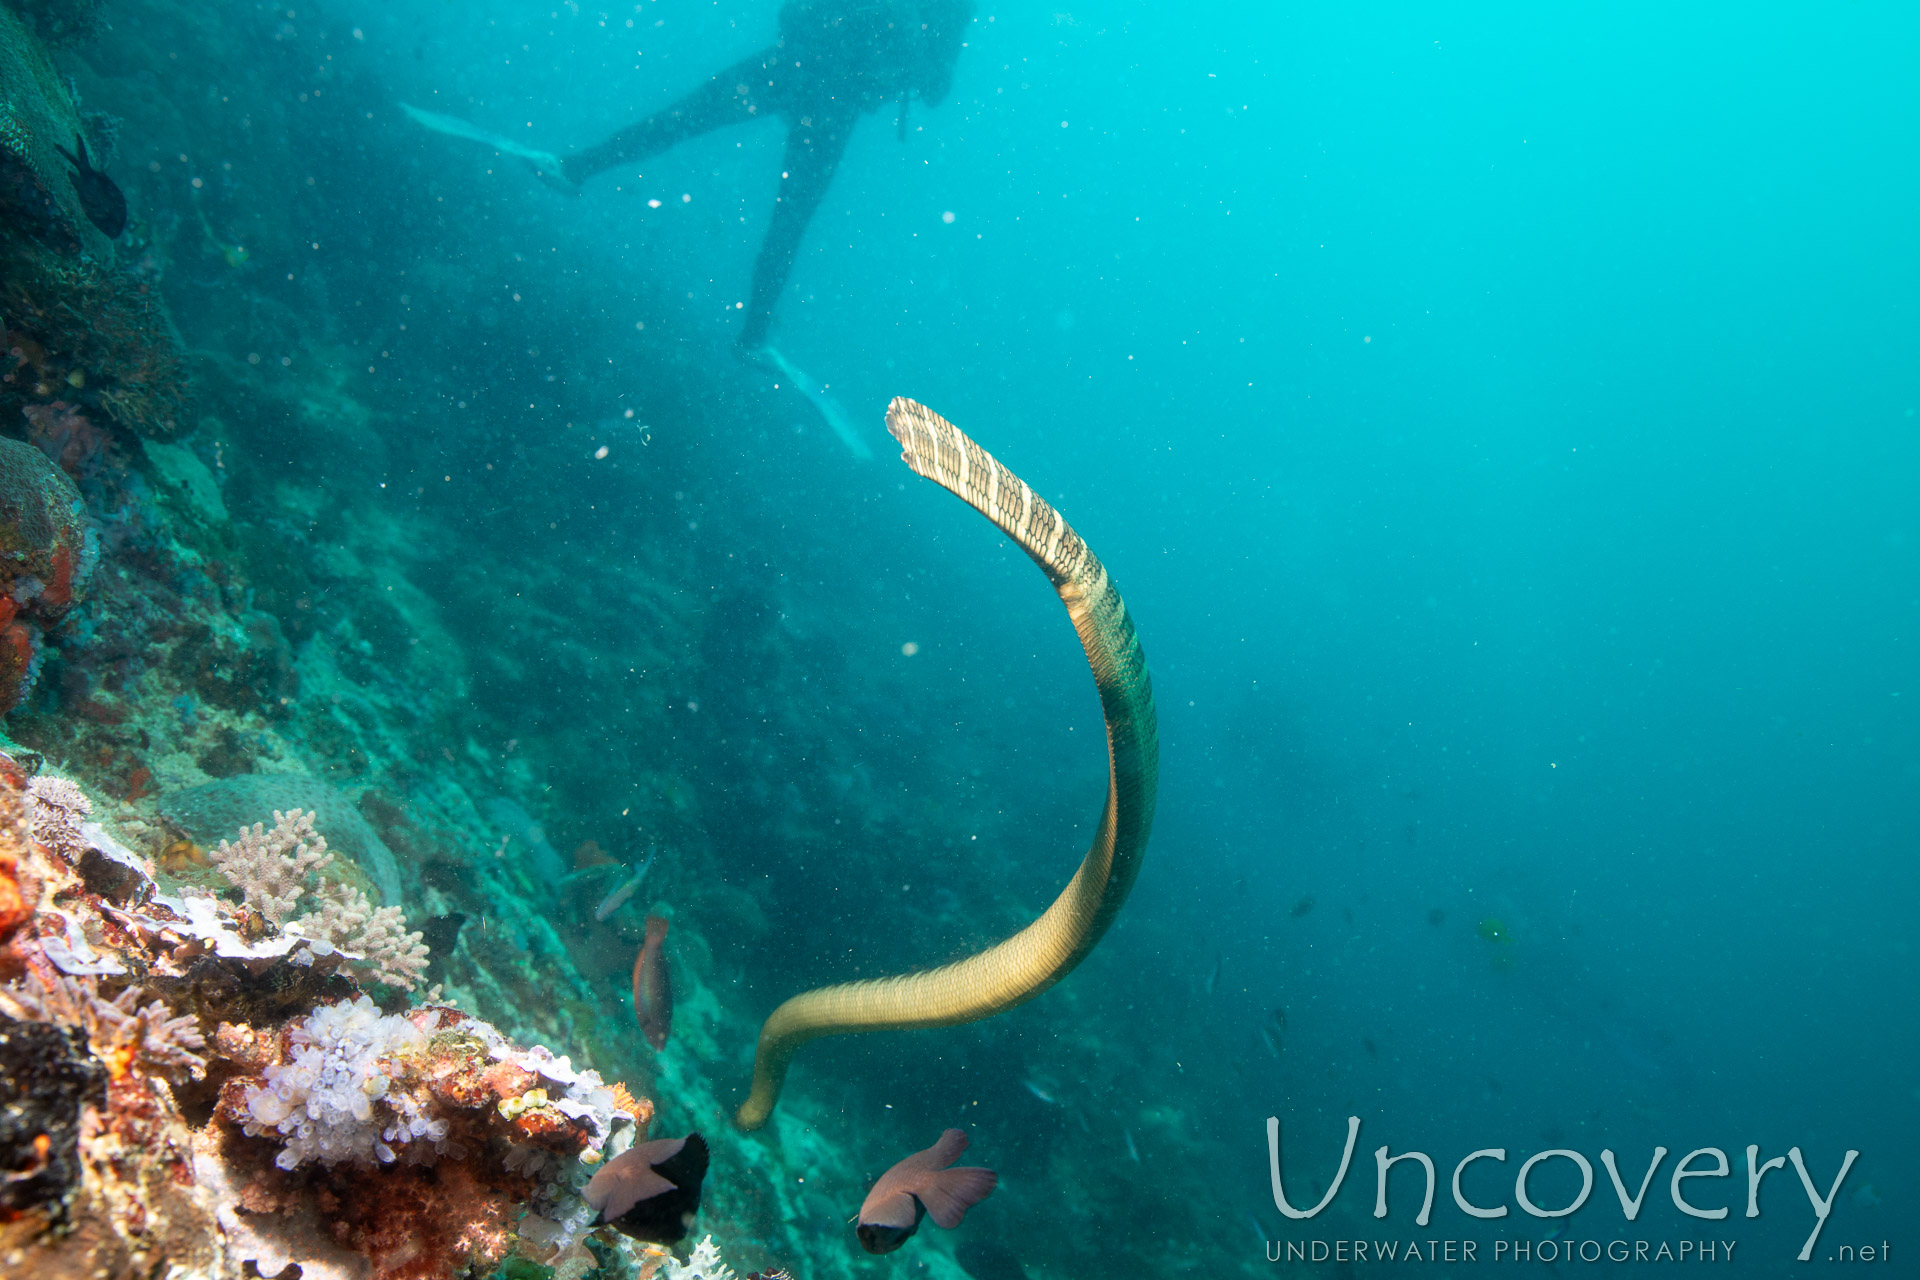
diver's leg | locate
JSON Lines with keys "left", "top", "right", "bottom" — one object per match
{"left": 565, "top": 52, "right": 780, "bottom": 184}
{"left": 740, "top": 110, "right": 856, "bottom": 350}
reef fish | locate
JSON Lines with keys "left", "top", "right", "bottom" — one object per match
{"left": 594, "top": 847, "right": 656, "bottom": 921}
{"left": 56, "top": 137, "right": 126, "bottom": 239}
{"left": 583, "top": 1133, "right": 709, "bottom": 1244}
{"left": 633, "top": 913, "right": 673, "bottom": 1050}
{"left": 856, "top": 1128, "right": 997, "bottom": 1255}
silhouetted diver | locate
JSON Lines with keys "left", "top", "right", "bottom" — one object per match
{"left": 562, "top": 0, "right": 972, "bottom": 351}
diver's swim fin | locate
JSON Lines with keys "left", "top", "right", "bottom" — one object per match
{"left": 752, "top": 345, "right": 873, "bottom": 461}
{"left": 401, "top": 104, "right": 574, "bottom": 191}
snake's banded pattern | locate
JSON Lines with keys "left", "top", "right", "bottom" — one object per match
{"left": 734, "top": 398, "right": 1158, "bottom": 1130}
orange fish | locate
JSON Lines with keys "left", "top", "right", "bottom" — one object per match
{"left": 857, "top": 1128, "right": 997, "bottom": 1254}
{"left": 633, "top": 913, "right": 673, "bottom": 1050}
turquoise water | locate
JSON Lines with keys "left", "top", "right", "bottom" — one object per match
{"left": 7, "top": 0, "right": 1916, "bottom": 1274}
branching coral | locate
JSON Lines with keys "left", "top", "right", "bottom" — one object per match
{"left": 292, "top": 881, "right": 431, "bottom": 991}
{"left": 351, "top": 904, "right": 431, "bottom": 990}
{"left": 210, "top": 808, "right": 429, "bottom": 989}
{"left": 289, "top": 878, "right": 366, "bottom": 938}
{"left": 0, "top": 969, "right": 206, "bottom": 1080}
{"left": 210, "top": 807, "right": 333, "bottom": 923}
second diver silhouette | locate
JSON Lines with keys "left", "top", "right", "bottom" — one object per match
{"left": 565, "top": 1, "right": 972, "bottom": 352}
{"left": 576, "top": 0, "right": 971, "bottom": 458}
{"left": 410, "top": 1, "right": 973, "bottom": 457}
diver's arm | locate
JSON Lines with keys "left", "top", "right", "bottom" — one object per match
{"left": 565, "top": 52, "right": 778, "bottom": 184}
{"left": 741, "top": 109, "right": 855, "bottom": 348}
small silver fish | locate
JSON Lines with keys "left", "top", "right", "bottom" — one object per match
{"left": 594, "top": 847, "right": 657, "bottom": 921}
{"left": 1124, "top": 1127, "right": 1140, "bottom": 1162}
{"left": 1022, "top": 1079, "right": 1057, "bottom": 1105}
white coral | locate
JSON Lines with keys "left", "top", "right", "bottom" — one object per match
{"left": 210, "top": 809, "right": 333, "bottom": 923}
{"left": 662, "top": 1237, "right": 736, "bottom": 1280}
{"left": 240, "top": 995, "right": 440, "bottom": 1169}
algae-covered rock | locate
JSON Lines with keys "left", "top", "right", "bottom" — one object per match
{"left": 0, "top": 435, "right": 96, "bottom": 710}
{"left": 0, "top": 1017, "right": 105, "bottom": 1224}
{"left": 11, "top": 0, "right": 105, "bottom": 46}
{"left": 0, "top": 0, "right": 188, "bottom": 439}
{"left": 162, "top": 775, "right": 406, "bottom": 907}
{"left": 0, "top": 435, "right": 92, "bottom": 619}
{"left": 0, "top": 0, "right": 111, "bottom": 256}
